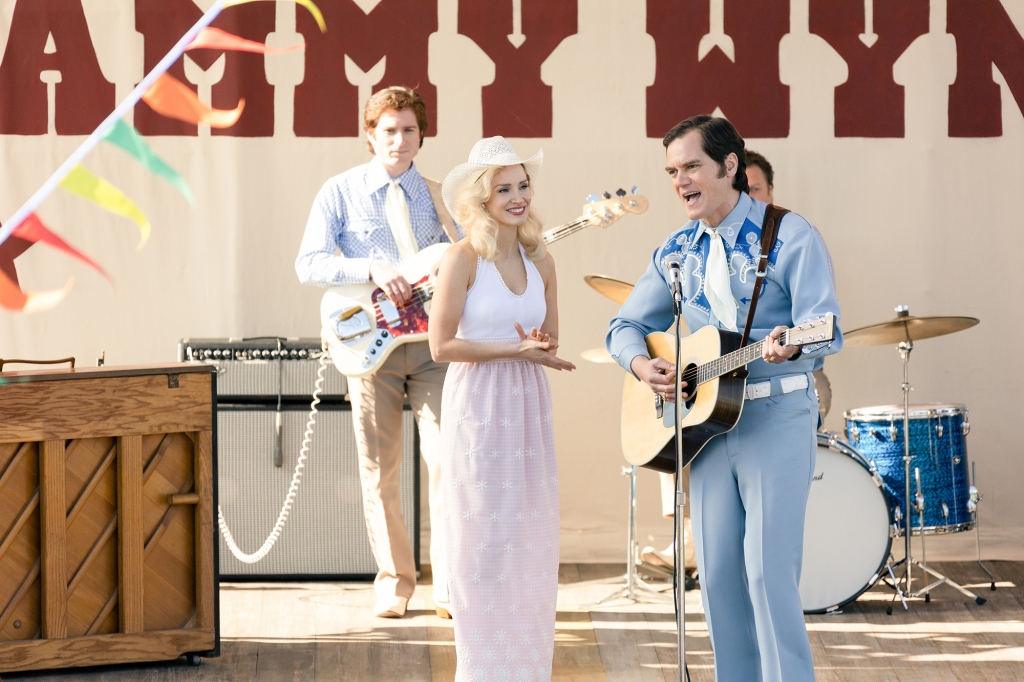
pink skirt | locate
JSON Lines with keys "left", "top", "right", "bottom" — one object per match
{"left": 441, "top": 359, "right": 559, "bottom": 682}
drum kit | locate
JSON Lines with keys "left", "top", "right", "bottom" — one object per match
{"left": 583, "top": 275, "right": 994, "bottom": 614}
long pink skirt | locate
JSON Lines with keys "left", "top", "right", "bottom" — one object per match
{"left": 442, "top": 358, "right": 560, "bottom": 682}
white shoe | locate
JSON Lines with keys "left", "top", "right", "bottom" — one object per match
{"left": 373, "top": 595, "right": 409, "bottom": 618}
{"left": 640, "top": 544, "right": 674, "bottom": 569}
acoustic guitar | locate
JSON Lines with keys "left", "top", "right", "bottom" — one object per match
{"left": 321, "top": 190, "right": 649, "bottom": 377}
{"left": 621, "top": 315, "right": 836, "bottom": 473}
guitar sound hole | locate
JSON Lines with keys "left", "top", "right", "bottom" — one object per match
{"left": 680, "top": 364, "right": 697, "bottom": 409}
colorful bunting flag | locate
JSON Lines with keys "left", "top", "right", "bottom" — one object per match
{"left": 224, "top": 0, "right": 327, "bottom": 33}
{"left": 0, "top": 268, "right": 73, "bottom": 313}
{"left": 187, "top": 27, "right": 304, "bottom": 55}
{"left": 59, "top": 166, "right": 151, "bottom": 249}
{"left": 0, "top": 234, "right": 33, "bottom": 287}
{"left": 0, "top": 0, "right": 329, "bottom": 314}
{"left": 104, "top": 120, "right": 194, "bottom": 206}
{"left": 142, "top": 73, "right": 245, "bottom": 129}
{"left": 15, "top": 213, "right": 112, "bottom": 282}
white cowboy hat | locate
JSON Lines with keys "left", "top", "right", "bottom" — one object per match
{"left": 441, "top": 136, "right": 543, "bottom": 216}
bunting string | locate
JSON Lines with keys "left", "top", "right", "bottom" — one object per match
{"left": 0, "top": 0, "right": 326, "bottom": 313}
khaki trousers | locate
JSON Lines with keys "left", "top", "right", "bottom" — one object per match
{"left": 347, "top": 341, "right": 449, "bottom": 604}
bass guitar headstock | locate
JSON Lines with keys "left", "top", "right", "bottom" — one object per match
{"left": 582, "top": 187, "right": 649, "bottom": 228}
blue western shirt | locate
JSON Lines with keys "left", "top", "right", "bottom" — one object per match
{"left": 606, "top": 192, "right": 842, "bottom": 381}
{"left": 295, "top": 157, "right": 453, "bottom": 287}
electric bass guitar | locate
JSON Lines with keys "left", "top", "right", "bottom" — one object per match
{"left": 621, "top": 315, "right": 836, "bottom": 473}
{"left": 321, "top": 190, "right": 649, "bottom": 377}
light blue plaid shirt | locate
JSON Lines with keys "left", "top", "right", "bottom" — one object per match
{"left": 295, "top": 157, "right": 452, "bottom": 286}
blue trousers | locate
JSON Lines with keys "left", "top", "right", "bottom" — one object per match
{"left": 690, "top": 378, "right": 818, "bottom": 682}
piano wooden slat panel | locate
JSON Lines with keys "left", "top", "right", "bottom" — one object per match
{"left": 0, "top": 365, "right": 216, "bottom": 673}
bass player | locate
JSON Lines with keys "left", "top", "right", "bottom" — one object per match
{"left": 607, "top": 115, "right": 842, "bottom": 682}
{"left": 295, "top": 86, "right": 457, "bottom": 620}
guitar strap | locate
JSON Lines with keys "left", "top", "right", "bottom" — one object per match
{"left": 423, "top": 177, "right": 461, "bottom": 244}
{"left": 740, "top": 203, "right": 790, "bottom": 347}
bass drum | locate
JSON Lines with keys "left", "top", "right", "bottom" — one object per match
{"left": 800, "top": 433, "right": 893, "bottom": 613}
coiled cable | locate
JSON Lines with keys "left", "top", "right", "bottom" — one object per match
{"left": 217, "top": 343, "right": 330, "bottom": 564}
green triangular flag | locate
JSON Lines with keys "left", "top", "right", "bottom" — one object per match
{"left": 103, "top": 119, "right": 194, "bottom": 206}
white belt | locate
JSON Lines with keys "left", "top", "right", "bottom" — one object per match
{"left": 745, "top": 374, "right": 809, "bottom": 401}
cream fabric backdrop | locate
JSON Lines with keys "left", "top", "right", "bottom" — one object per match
{"left": 1, "top": 0, "right": 1021, "bottom": 562}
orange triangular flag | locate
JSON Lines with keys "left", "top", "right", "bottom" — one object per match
{"left": 187, "top": 27, "right": 304, "bottom": 55}
{"left": 0, "top": 267, "right": 73, "bottom": 313}
{"left": 142, "top": 73, "right": 245, "bottom": 128}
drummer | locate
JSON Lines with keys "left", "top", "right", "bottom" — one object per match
{"left": 745, "top": 150, "right": 833, "bottom": 424}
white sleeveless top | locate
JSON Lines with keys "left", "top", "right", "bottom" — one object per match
{"left": 456, "top": 244, "right": 547, "bottom": 343}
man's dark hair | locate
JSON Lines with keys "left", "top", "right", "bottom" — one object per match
{"left": 662, "top": 115, "right": 748, "bottom": 193}
{"left": 744, "top": 150, "right": 774, "bottom": 189}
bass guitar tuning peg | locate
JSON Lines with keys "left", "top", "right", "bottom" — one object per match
{"left": 631, "top": 186, "right": 639, "bottom": 195}
{"left": 603, "top": 191, "right": 612, "bottom": 199}
{"left": 615, "top": 188, "right": 627, "bottom": 197}
{"left": 586, "top": 194, "right": 601, "bottom": 203}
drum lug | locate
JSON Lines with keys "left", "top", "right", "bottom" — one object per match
{"left": 962, "top": 420, "right": 970, "bottom": 436}
{"left": 849, "top": 424, "right": 859, "bottom": 444}
{"left": 889, "top": 420, "right": 898, "bottom": 441}
{"left": 935, "top": 423, "right": 944, "bottom": 438}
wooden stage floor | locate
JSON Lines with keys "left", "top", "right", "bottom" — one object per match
{"left": 4, "top": 561, "right": 1022, "bottom": 681}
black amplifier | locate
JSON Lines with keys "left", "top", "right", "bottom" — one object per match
{"left": 178, "top": 336, "right": 347, "bottom": 398}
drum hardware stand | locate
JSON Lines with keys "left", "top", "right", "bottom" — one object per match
{"left": 587, "top": 465, "right": 673, "bottom": 606}
{"left": 885, "top": 308, "right": 985, "bottom": 613}
{"left": 969, "top": 462, "right": 997, "bottom": 591}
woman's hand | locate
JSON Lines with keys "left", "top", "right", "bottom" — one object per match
{"left": 514, "top": 323, "right": 559, "bottom": 353}
{"left": 514, "top": 322, "right": 575, "bottom": 371}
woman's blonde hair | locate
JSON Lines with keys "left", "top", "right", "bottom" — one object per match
{"left": 450, "top": 165, "right": 547, "bottom": 262}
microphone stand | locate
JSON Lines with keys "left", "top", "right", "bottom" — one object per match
{"left": 670, "top": 266, "right": 690, "bottom": 682}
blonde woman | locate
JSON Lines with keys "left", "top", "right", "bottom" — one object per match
{"left": 429, "top": 137, "right": 575, "bottom": 681}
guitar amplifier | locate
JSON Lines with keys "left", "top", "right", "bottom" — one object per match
{"left": 178, "top": 337, "right": 419, "bottom": 579}
{"left": 178, "top": 337, "right": 347, "bottom": 397}
{"left": 216, "top": 404, "right": 419, "bottom": 579}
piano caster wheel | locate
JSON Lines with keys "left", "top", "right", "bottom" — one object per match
{"left": 185, "top": 653, "right": 202, "bottom": 666}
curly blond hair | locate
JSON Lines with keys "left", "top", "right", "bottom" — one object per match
{"left": 450, "top": 165, "right": 546, "bottom": 262}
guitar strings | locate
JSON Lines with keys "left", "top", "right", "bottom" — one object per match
{"left": 676, "top": 334, "right": 787, "bottom": 388}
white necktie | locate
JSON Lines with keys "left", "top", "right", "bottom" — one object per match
{"left": 386, "top": 179, "right": 418, "bottom": 263}
{"left": 704, "top": 227, "right": 738, "bottom": 331}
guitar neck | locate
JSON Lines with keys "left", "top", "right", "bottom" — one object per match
{"left": 693, "top": 333, "right": 788, "bottom": 385}
{"left": 541, "top": 218, "right": 591, "bottom": 245}
{"left": 698, "top": 339, "right": 762, "bottom": 384}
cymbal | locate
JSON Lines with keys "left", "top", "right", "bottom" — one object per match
{"left": 581, "top": 347, "right": 615, "bottom": 364}
{"left": 844, "top": 314, "right": 979, "bottom": 346}
{"left": 584, "top": 274, "right": 634, "bottom": 305}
